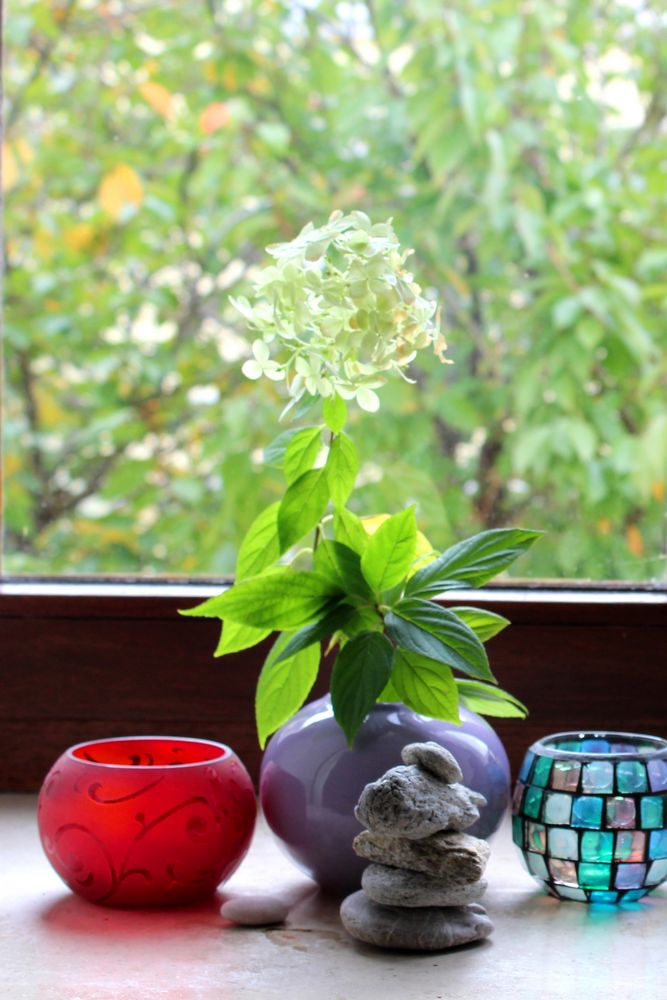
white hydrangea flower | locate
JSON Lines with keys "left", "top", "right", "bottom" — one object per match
{"left": 232, "top": 211, "right": 449, "bottom": 410}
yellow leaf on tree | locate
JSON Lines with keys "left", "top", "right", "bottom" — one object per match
{"left": 625, "top": 524, "right": 644, "bottom": 557}
{"left": 199, "top": 101, "right": 231, "bottom": 134}
{"left": 64, "top": 222, "right": 96, "bottom": 252}
{"left": 138, "top": 81, "right": 175, "bottom": 120}
{"left": 2, "top": 143, "right": 18, "bottom": 191}
{"left": 597, "top": 517, "right": 612, "bottom": 535}
{"left": 650, "top": 481, "right": 665, "bottom": 503}
{"left": 98, "top": 164, "right": 143, "bottom": 219}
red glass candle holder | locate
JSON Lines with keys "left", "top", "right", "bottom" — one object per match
{"left": 38, "top": 736, "right": 257, "bottom": 907}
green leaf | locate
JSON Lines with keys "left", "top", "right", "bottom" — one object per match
{"left": 378, "top": 676, "right": 403, "bottom": 702}
{"left": 392, "top": 649, "right": 460, "bottom": 723}
{"left": 450, "top": 607, "right": 510, "bottom": 642}
{"left": 236, "top": 502, "right": 281, "bottom": 580}
{"left": 283, "top": 426, "right": 322, "bottom": 484}
{"left": 334, "top": 508, "right": 369, "bottom": 555}
{"left": 214, "top": 620, "right": 271, "bottom": 657}
{"left": 323, "top": 394, "right": 347, "bottom": 433}
{"left": 273, "top": 603, "right": 355, "bottom": 664}
{"left": 325, "top": 432, "right": 359, "bottom": 507}
{"left": 385, "top": 600, "right": 495, "bottom": 681}
{"left": 256, "top": 633, "right": 321, "bottom": 748}
{"left": 342, "top": 605, "right": 384, "bottom": 637}
{"left": 331, "top": 631, "right": 395, "bottom": 745}
{"left": 313, "top": 540, "right": 371, "bottom": 598}
{"left": 181, "top": 569, "right": 337, "bottom": 629}
{"left": 360, "top": 507, "right": 417, "bottom": 593}
{"left": 263, "top": 430, "right": 297, "bottom": 469}
{"left": 456, "top": 680, "right": 528, "bottom": 719}
{"left": 405, "top": 528, "right": 542, "bottom": 598}
{"left": 278, "top": 469, "right": 330, "bottom": 552}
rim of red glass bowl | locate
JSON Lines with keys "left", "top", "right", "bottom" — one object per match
{"left": 529, "top": 731, "right": 667, "bottom": 762}
{"left": 65, "top": 735, "right": 233, "bottom": 769}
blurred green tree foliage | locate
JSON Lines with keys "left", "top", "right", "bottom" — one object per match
{"left": 3, "top": 0, "right": 666, "bottom": 579}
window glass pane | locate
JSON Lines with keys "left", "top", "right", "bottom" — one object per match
{"left": 3, "top": 0, "right": 666, "bottom": 580}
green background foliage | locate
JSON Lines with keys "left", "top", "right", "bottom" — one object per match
{"left": 3, "top": 0, "right": 666, "bottom": 580}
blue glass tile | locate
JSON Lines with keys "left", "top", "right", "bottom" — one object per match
{"left": 646, "top": 859, "right": 667, "bottom": 885}
{"left": 555, "top": 886, "right": 587, "bottom": 902}
{"left": 549, "top": 827, "right": 579, "bottom": 860}
{"left": 572, "top": 796, "right": 603, "bottom": 828}
{"left": 526, "top": 821, "right": 546, "bottom": 853}
{"left": 649, "top": 829, "right": 667, "bottom": 859}
{"left": 523, "top": 786, "right": 544, "bottom": 819}
{"left": 512, "top": 815, "right": 524, "bottom": 847}
{"left": 616, "top": 760, "right": 648, "bottom": 794}
{"left": 581, "top": 830, "right": 613, "bottom": 862}
{"left": 582, "top": 738, "right": 610, "bottom": 753}
{"left": 615, "top": 864, "right": 646, "bottom": 890}
{"left": 549, "top": 859, "right": 578, "bottom": 886}
{"left": 621, "top": 889, "right": 649, "bottom": 901}
{"left": 532, "top": 755, "right": 553, "bottom": 788}
{"left": 582, "top": 760, "right": 614, "bottom": 794}
{"left": 526, "top": 852, "right": 549, "bottom": 880}
{"left": 606, "top": 797, "right": 636, "bottom": 829}
{"left": 647, "top": 759, "right": 667, "bottom": 792}
{"left": 578, "top": 862, "right": 611, "bottom": 889}
{"left": 543, "top": 792, "right": 572, "bottom": 825}
{"left": 589, "top": 890, "right": 619, "bottom": 903}
{"left": 518, "top": 751, "right": 535, "bottom": 784}
{"left": 640, "top": 796, "right": 664, "bottom": 829}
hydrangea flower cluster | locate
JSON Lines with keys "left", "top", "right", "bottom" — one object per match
{"left": 232, "top": 211, "right": 448, "bottom": 412}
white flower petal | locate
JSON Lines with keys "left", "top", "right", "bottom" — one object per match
{"left": 265, "top": 366, "right": 285, "bottom": 381}
{"left": 242, "top": 359, "right": 263, "bottom": 380}
{"left": 253, "top": 340, "right": 270, "bottom": 363}
{"left": 356, "top": 387, "right": 381, "bottom": 412}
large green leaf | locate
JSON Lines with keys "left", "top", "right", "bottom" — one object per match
{"left": 360, "top": 507, "right": 417, "bottom": 593}
{"left": 313, "top": 539, "right": 371, "bottom": 599}
{"left": 214, "top": 620, "right": 271, "bottom": 657}
{"left": 256, "top": 633, "right": 321, "bottom": 748}
{"left": 283, "top": 426, "right": 322, "bottom": 484}
{"left": 278, "top": 469, "right": 330, "bottom": 552}
{"left": 325, "top": 432, "right": 359, "bottom": 508}
{"left": 330, "top": 631, "right": 395, "bottom": 745}
{"left": 450, "top": 607, "right": 510, "bottom": 642}
{"left": 180, "top": 569, "right": 338, "bottom": 629}
{"left": 456, "top": 680, "right": 528, "bottom": 719}
{"left": 405, "top": 529, "right": 542, "bottom": 598}
{"left": 273, "top": 602, "right": 355, "bottom": 664}
{"left": 334, "top": 508, "right": 369, "bottom": 555}
{"left": 236, "top": 502, "right": 281, "bottom": 580}
{"left": 385, "top": 599, "right": 495, "bottom": 681}
{"left": 322, "top": 394, "right": 347, "bottom": 433}
{"left": 392, "top": 649, "right": 460, "bottom": 723}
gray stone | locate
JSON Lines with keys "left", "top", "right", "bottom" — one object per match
{"left": 353, "top": 830, "right": 491, "bottom": 883}
{"left": 354, "top": 765, "right": 484, "bottom": 839}
{"left": 339, "top": 892, "right": 493, "bottom": 951}
{"left": 361, "top": 864, "right": 487, "bottom": 908}
{"left": 221, "top": 894, "right": 290, "bottom": 926}
{"left": 401, "top": 742, "right": 463, "bottom": 784}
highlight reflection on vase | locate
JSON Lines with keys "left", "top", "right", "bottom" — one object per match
{"left": 38, "top": 736, "right": 256, "bottom": 907}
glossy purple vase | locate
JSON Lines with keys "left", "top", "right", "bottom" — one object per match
{"left": 259, "top": 696, "right": 510, "bottom": 895}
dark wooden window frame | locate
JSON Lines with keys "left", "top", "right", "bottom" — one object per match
{"left": 1, "top": 579, "right": 665, "bottom": 791}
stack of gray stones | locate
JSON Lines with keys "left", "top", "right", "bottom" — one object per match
{"left": 340, "top": 741, "right": 494, "bottom": 951}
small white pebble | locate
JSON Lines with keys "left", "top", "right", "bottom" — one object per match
{"left": 221, "top": 894, "right": 290, "bottom": 926}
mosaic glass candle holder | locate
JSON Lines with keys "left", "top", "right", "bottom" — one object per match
{"left": 512, "top": 731, "right": 667, "bottom": 903}
{"left": 38, "top": 736, "right": 257, "bottom": 907}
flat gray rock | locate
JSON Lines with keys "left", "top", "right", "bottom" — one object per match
{"left": 221, "top": 894, "right": 290, "bottom": 926}
{"left": 401, "top": 742, "right": 463, "bottom": 784}
{"left": 353, "top": 830, "right": 491, "bottom": 883}
{"left": 361, "top": 864, "right": 487, "bottom": 908}
{"left": 340, "top": 892, "right": 493, "bottom": 951}
{"left": 354, "top": 765, "right": 485, "bottom": 838}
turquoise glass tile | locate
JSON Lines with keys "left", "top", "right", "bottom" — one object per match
{"left": 551, "top": 761, "right": 581, "bottom": 792}
{"left": 578, "top": 862, "right": 611, "bottom": 889}
{"left": 532, "top": 755, "right": 553, "bottom": 788}
{"left": 622, "top": 889, "right": 648, "bottom": 901}
{"left": 526, "top": 852, "right": 549, "bottom": 880}
{"left": 590, "top": 891, "right": 619, "bottom": 903}
{"left": 517, "top": 751, "right": 535, "bottom": 784}
{"left": 649, "top": 829, "right": 667, "bottom": 859}
{"left": 512, "top": 815, "right": 524, "bottom": 847}
{"left": 572, "top": 796, "right": 603, "bottom": 828}
{"left": 526, "top": 821, "right": 546, "bottom": 853}
{"left": 616, "top": 761, "right": 648, "bottom": 794}
{"left": 640, "top": 796, "right": 663, "bottom": 829}
{"left": 606, "top": 797, "right": 636, "bottom": 829}
{"left": 581, "top": 830, "right": 613, "bottom": 862}
{"left": 646, "top": 859, "right": 667, "bottom": 885}
{"left": 582, "top": 760, "right": 614, "bottom": 794}
{"left": 615, "top": 864, "right": 646, "bottom": 890}
{"left": 614, "top": 831, "right": 646, "bottom": 862}
{"left": 548, "top": 859, "right": 578, "bottom": 886}
{"left": 555, "top": 886, "right": 587, "bottom": 902}
{"left": 549, "top": 827, "right": 579, "bottom": 860}
{"left": 543, "top": 792, "right": 572, "bottom": 825}
{"left": 647, "top": 759, "right": 667, "bottom": 792}
{"left": 523, "top": 786, "right": 543, "bottom": 819}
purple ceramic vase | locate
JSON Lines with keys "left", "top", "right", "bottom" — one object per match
{"left": 259, "top": 696, "right": 510, "bottom": 895}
